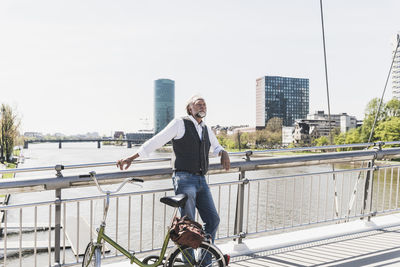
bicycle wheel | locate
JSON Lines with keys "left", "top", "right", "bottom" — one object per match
{"left": 167, "top": 242, "right": 225, "bottom": 267}
{"left": 142, "top": 255, "right": 166, "bottom": 265}
{"left": 82, "top": 242, "right": 101, "bottom": 267}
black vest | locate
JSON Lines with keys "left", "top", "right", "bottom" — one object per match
{"left": 172, "top": 117, "right": 211, "bottom": 175}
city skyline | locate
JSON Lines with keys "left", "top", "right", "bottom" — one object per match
{"left": 0, "top": 1, "right": 399, "bottom": 135}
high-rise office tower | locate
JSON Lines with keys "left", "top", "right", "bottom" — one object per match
{"left": 256, "top": 76, "right": 309, "bottom": 128}
{"left": 392, "top": 33, "right": 400, "bottom": 99}
{"left": 154, "top": 79, "right": 175, "bottom": 134}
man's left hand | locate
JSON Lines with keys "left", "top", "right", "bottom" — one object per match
{"left": 220, "top": 150, "right": 230, "bottom": 171}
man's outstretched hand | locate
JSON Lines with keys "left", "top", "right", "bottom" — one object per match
{"left": 116, "top": 153, "right": 139, "bottom": 170}
{"left": 220, "top": 150, "right": 230, "bottom": 171}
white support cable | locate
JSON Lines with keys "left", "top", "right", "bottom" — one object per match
{"left": 345, "top": 27, "right": 400, "bottom": 221}
{"left": 319, "top": 0, "right": 339, "bottom": 219}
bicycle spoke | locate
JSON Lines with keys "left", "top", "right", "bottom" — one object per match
{"left": 169, "top": 244, "right": 224, "bottom": 267}
{"left": 198, "top": 246, "right": 211, "bottom": 266}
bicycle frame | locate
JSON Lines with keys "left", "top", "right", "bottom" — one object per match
{"left": 93, "top": 223, "right": 171, "bottom": 266}
{"left": 85, "top": 175, "right": 179, "bottom": 267}
{"left": 83, "top": 172, "right": 191, "bottom": 267}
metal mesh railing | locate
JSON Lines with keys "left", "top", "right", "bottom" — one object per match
{"left": 1, "top": 144, "right": 400, "bottom": 266}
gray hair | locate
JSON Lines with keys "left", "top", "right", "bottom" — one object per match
{"left": 186, "top": 95, "right": 204, "bottom": 115}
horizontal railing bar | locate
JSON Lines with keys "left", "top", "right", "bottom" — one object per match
{"left": 375, "top": 164, "right": 400, "bottom": 169}
{"left": 374, "top": 209, "right": 400, "bottom": 216}
{"left": 0, "top": 180, "right": 245, "bottom": 209}
{"left": 0, "top": 165, "right": 378, "bottom": 210}
{"left": 244, "top": 212, "right": 379, "bottom": 238}
{"left": 6, "top": 141, "right": 400, "bottom": 175}
{"left": 1, "top": 148, "right": 400, "bottom": 194}
{"left": 229, "top": 141, "right": 400, "bottom": 156}
{"left": 246, "top": 166, "right": 374, "bottom": 183}
{"left": 0, "top": 200, "right": 58, "bottom": 210}
{"left": 0, "top": 158, "right": 171, "bottom": 175}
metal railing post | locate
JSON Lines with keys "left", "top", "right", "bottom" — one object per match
{"left": 361, "top": 157, "right": 378, "bottom": 221}
{"left": 54, "top": 165, "right": 64, "bottom": 267}
{"left": 233, "top": 151, "right": 252, "bottom": 243}
{"left": 233, "top": 170, "right": 245, "bottom": 244}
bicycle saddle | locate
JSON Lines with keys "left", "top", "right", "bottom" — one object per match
{"left": 160, "top": 194, "right": 188, "bottom": 208}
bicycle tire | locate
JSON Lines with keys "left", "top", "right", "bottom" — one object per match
{"left": 142, "top": 255, "right": 165, "bottom": 266}
{"left": 167, "top": 242, "right": 225, "bottom": 267}
{"left": 82, "top": 242, "right": 102, "bottom": 267}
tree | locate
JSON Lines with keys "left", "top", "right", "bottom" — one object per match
{"left": 255, "top": 128, "right": 281, "bottom": 148}
{"left": 313, "top": 136, "right": 329, "bottom": 146}
{"left": 266, "top": 117, "right": 283, "bottom": 133}
{"left": 236, "top": 132, "right": 251, "bottom": 150}
{"left": 0, "top": 104, "right": 20, "bottom": 162}
{"left": 345, "top": 128, "right": 362, "bottom": 144}
{"left": 375, "top": 117, "right": 400, "bottom": 142}
{"left": 360, "top": 98, "right": 380, "bottom": 142}
{"left": 383, "top": 98, "right": 400, "bottom": 118}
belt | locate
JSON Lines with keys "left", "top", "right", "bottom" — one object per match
{"left": 175, "top": 170, "right": 203, "bottom": 176}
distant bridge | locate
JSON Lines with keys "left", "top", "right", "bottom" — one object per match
{"left": 23, "top": 139, "right": 148, "bottom": 149}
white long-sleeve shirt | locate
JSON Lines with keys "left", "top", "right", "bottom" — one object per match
{"left": 137, "top": 116, "right": 224, "bottom": 158}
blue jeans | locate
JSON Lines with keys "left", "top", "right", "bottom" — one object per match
{"left": 172, "top": 171, "right": 220, "bottom": 242}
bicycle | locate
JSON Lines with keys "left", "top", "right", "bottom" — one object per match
{"left": 81, "top": 171, "right": 229, "bottom": 267}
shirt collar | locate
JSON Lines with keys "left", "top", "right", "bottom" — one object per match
{"left": 189, "top": 115, "right": 205, "bottom": 127}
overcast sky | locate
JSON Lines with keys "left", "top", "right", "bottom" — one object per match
{"left": 0, "top": 0, "right": 399, "bottom": 135}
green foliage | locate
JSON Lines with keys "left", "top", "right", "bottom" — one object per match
{"left": 332, "top": 98, "right": 400, "bottom": 147}
{"left": 334, "top": 132, "right": 346, "bottom": 145}
{"left": 313, "top": 136, "right": 329, "bottom": 146}
{"left": 13, "top": 148, "right": 20, "bottom": 157}
{"left": 216, "top": 118, "right": 283, "bottom": 151}
{"left": 375, "top": 117, "right": 400, "bottom": 142}
{"left": 266, "top": 117, "right": 283, "bottom": 133}
{"left": 0, "top": 104, "right": 20, "bottom": 162}
{"left": 384, "top": 98, "right": 400, "bottom": 117}
{"left": 345, "top": 128, "right": 362, "bottom": 144}
{"left": 2, "top": 162, "right": 16, "bottom": 179}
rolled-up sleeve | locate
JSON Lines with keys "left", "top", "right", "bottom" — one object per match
{"left": 137, "top": 119, "right": 180, "bottom": 158}
{"left": 207, "top": 126, "right": 224, "bottom": 156}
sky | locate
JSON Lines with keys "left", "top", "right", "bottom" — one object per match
{"left": 0, "top": 0, "right": 399, "bottom": 136}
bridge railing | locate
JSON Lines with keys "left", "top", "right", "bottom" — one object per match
{"left": 23, "top": 138, "right": 151, "bottom": 149}
{"left": 1, "top": 142, "right": 400, "bottom": 266}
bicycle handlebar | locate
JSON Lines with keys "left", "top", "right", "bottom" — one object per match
{"left": 130, "top": 177, "right": 144, "bottom": 183}
{"left": 79, "top": 171, "right": 143, "bottom": 195}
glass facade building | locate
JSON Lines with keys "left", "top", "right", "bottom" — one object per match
{"left": 154, "top": 79, "right": 175, "bottom": 134}
{"left": 256, "top": 76, "right": 309, "bottom": 127}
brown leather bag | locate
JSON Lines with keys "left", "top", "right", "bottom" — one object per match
{"left": 169, "top": 215, "right": 205, "bottom": 249}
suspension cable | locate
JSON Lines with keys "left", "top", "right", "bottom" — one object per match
{"left": 319, "top": 0, "right": 333, "bottom": 144}
{"left": 368, "top": 35, "right": 400, "bottom": 143}
{"left": 346, "top": 34, "right": 400, "bottom": 220}
{"left": 319, "top": 0, "right": 340, "bottom": 219}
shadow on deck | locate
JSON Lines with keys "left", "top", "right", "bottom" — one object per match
{"left": 227, "top": 215, "right": 400, "bottom": 267}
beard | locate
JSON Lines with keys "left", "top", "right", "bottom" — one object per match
{"left": 195, "top": 111, "right": 206, "bottom": 118}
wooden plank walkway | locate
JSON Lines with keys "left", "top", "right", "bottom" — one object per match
{"left": 228, "top": 225, "right": 400, "bottom": 267}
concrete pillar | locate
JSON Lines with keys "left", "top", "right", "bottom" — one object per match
{"left": 97, "top": 141, "right": 101, "bottom": 149}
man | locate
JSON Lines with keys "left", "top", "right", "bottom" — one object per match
{"left": 117, "top": 95, "right": 230, "bottom": 244}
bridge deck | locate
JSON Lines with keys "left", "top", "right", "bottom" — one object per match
{"left": 228, "top": 225, "right": 400, "bottom": 266}
{"left": 103, "top": 213, "right": 400, "bottom": 267}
